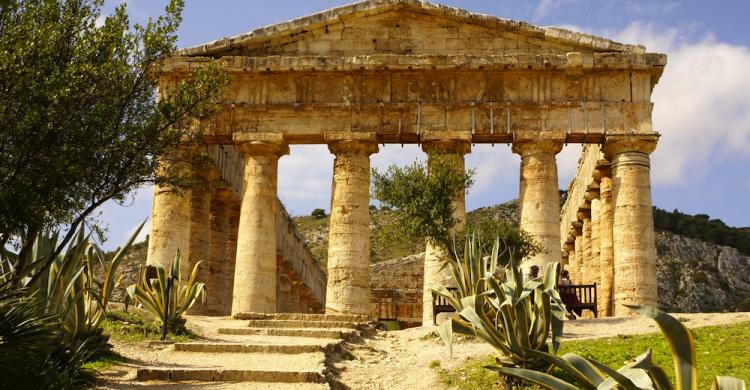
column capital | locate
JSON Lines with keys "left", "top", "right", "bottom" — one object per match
{"left": 571, "top": 221, "right": 583, "bottom": 236}
{"left": 602, "top": 134, "right": 659, "bottom": 158}
{"left": 592, "top": 159, "right": 612, "bottom": 182}
{"left": 564, "top": 240, "right": 576, "bottom": 252}
{"left": 420, "top": 131, "right": 472, "bottom": 155}
{"left": 577, "top": 207, "right": 591, "bottom": 221}
{"left": 325, "top": 132, "right": 379, "bottom": 155}
{"left": 233, "top": 132, "right": 289, "bottom": 157}
{"left": 584, "top": 184, "right": 600, "bottom": 201}
{"left": 511, "top": 134, "right": 564, "bottom": 156}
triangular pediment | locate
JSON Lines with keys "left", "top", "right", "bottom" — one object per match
{"left": 179, "top": 0, "right": 644, "bottom": 58}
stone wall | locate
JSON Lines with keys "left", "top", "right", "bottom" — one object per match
{"left": 369, "top": 253, "right": 425, "bottom": 325}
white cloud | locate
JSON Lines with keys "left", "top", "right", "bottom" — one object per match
{"left": 533, "top": 0, "right": 580, "bottom": 19}
{"left": 561, "top": 22, "right": 750, "bottom": 185}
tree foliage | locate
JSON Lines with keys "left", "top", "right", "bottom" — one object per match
{"left": 371, "top": 155, "right": 475, "bottom": 252}
{"left": 652, "top": 207, "right": 750, "bottom": 255}
{"left": 0, "top": 0, "right": 228, "bottom": 280}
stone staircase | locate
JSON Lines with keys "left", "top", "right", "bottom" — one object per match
{"left": 134, "top": 313, "right": 367, "bottom": 388}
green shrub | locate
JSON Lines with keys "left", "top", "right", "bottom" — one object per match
{"left": 311, "top": 208, "right": 326, "bottom": 219}
{"left": 433, "top": 233, "right": 566, "bottom": 373}
{"left": 126, "top": 252, "right": 205, "bottom": 338}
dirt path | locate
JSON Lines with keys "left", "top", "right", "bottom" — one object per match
{"left": 337, "top": 312, "right": 750, "bottom": 390}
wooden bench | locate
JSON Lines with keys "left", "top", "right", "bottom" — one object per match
{"left": 559, "top": 283, "right": 598, "bottom": 318}
{"left": 432, "top": 287, "right": 458, "bottom": 325}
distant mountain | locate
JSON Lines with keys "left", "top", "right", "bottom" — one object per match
{"left": 293, "top": 200, "right": 750, "bottom": 312}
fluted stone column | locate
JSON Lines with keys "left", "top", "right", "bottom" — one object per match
{"left": 420, "top": 132, "right": 471, "bottom": 326}
{"left": 603, "top": 135, "right": 659, "bottom": 315}
{"left": 578, "top": 208, "right": 592, "bottom": 284}
{"left": 325, "top": 132, "right": 378, "bottom": 315}
{"left": 148, "top": 161, "right": 191, "bottom": 270}
{"left": 595, "top": 161, "right": 615, "bottom": 317}
{"left": 223, "top": 197, "right": 240, "bottom": 316}
{"left": 231, "top": 133, "right": 289, "bottom": 315}
{"left": 512, "top": 137, "right": 564, "bottom": 269}
{"left": 205, "top": 188, "right": 232, "bottom": 315}
{"left": 573, "top": 222, "right": 583, "bottom": 284}
{"left": 587, "top": 186, "right": 602, "bottom": 288}
{"left": 188, "top": 169, "right": 214, "bottom": 283}
{"left": 564, "top": 240, "right": 576, "bottom": 278}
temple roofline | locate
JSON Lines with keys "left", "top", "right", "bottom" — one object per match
{"left": 177, "top": 0, "right": 649, "bottom": 57}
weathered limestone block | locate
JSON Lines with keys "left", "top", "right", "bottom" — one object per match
{"left": 147, "top": 160, "right": 191, "bottom": 271}
{"left": 594, "top": 161, "right": 615, "bottom": 316}
{"left": 512, "top": 135, "right": 564, "bottom": 269}
{"left": 420, "top": 131, "right": 470, "bottom": 326}
{"left": 603, "top": 135, "right": 659, "bottom": 315}
{"left": 231, "top": 133, "right": 289, "bottom": 315}
{"left": 564, "top": 240, "right": 576, "bottom": 278}
{"left": 206, "top": 188, "right": 232, "bottom": 315}
{"left": 325, "top": 132, "right": 378, "bottom": 315}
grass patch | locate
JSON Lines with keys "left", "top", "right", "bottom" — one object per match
{"left": 438, "top": 321, "right": 750, "bottom": 389}
{"left": 83, "top": 350, "right": 128, "bottom": 372}
{"left": 103, "top": 309, "right": 201, "bottom": 343}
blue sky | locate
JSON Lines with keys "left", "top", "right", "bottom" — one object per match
{"left": 99, "top": 0, "right": 750, "bottom": 248}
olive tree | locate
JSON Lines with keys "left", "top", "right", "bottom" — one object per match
{"left": 0, "top": 0, "right": 228, "bottom": 282}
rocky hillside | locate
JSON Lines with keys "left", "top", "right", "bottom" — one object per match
{"left": 294, "top": 200, "right": 750, "bottom": 312}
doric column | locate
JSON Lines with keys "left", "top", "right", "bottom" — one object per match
{"left": 231, "top": 133, "right": 289, "bottom": 315}
{"left": 603, "top": 135, "right": 659, "bottom": 315}
{"left": 577, "top": 207, "right": 592, "bottom": 284}
{"left": 512, "top": 135, "right": 564, "bottom": 269}
{"left": 223, "top": 196, "right": 240, "bottom": 316}
{"left": 586, "top": 186, "right": 602, "bottom": 288}
{"left": 564, "top": 239, "right": 576, "bottom": 278}
{"left": 571, "top": 220, "right": 584, "bottom": 284}
{"left": 205, "top": 188, "right": 232, "bottom": 315}
{"left": 325, "top": 132, "right": 378, "bottom": 315}
{"left": 147, "top": 160, "right": 192, "bottom": 271}
{"left": 594, "top": 160, "right": 614, "bottom": 316}
{"left": 420, "top": 131, "right": 471, "bottom": 326}
{"left": 188, "top": 168, "right": 215, "bottom": 313}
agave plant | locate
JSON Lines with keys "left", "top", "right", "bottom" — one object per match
{"left": 126, "top": 251, "right": 205, "bottom": 338}
{"left": 490, "top": 305, "right": 747, "bottom": 390}
{"left": 432, "top": 233, "right": 568, "bottom": 371}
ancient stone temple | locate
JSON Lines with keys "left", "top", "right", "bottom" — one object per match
{"left": 147, "top": 0, "right": 665, "bottom": 320}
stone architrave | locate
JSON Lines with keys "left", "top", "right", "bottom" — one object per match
{"left": 512, "top": 133, "right": 564, "bottom": 270}
{"left": 231, "top": 133, "right": 289, "bottom": 315}
{"left": 420, "top": 131, "right": 471, "bottom": 326}
{"left": 147, "top": 160, "right": 192, "bottom": 271}
{"left": 324, "top": 132, "right": 378, "bottom": 315}
{"left": 594, "top": 161, "right": 615, "bottom": 316}
{"left": 603, "top": 135, "right": 659, "bottom": 315}
{"left": 206, "top": 188, "right": 233, "bottom": 315}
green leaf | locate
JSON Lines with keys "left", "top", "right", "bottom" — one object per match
{"left": 485, "top": 366, "right": 580, "bottom": 390}
{"left": 626, "top": 305, "right": 697, "bottom": 390}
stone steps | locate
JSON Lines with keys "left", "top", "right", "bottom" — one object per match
{"left": 174, "top": 341, "right": 336, "bottom": 354}
{"left": 134, "top": 351, "right": 326, "bottom": 384}
{"left": 234, "top": 312, "right": 368, "bottom": 322}
{"left": 136, "top": 367, "right": 326, "bottom": 383}
{"left": 244, "top": 319, "right": 359, "bottom": 329}
{"left": 218, "top": 326, "right": 356, "bottom": 339}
